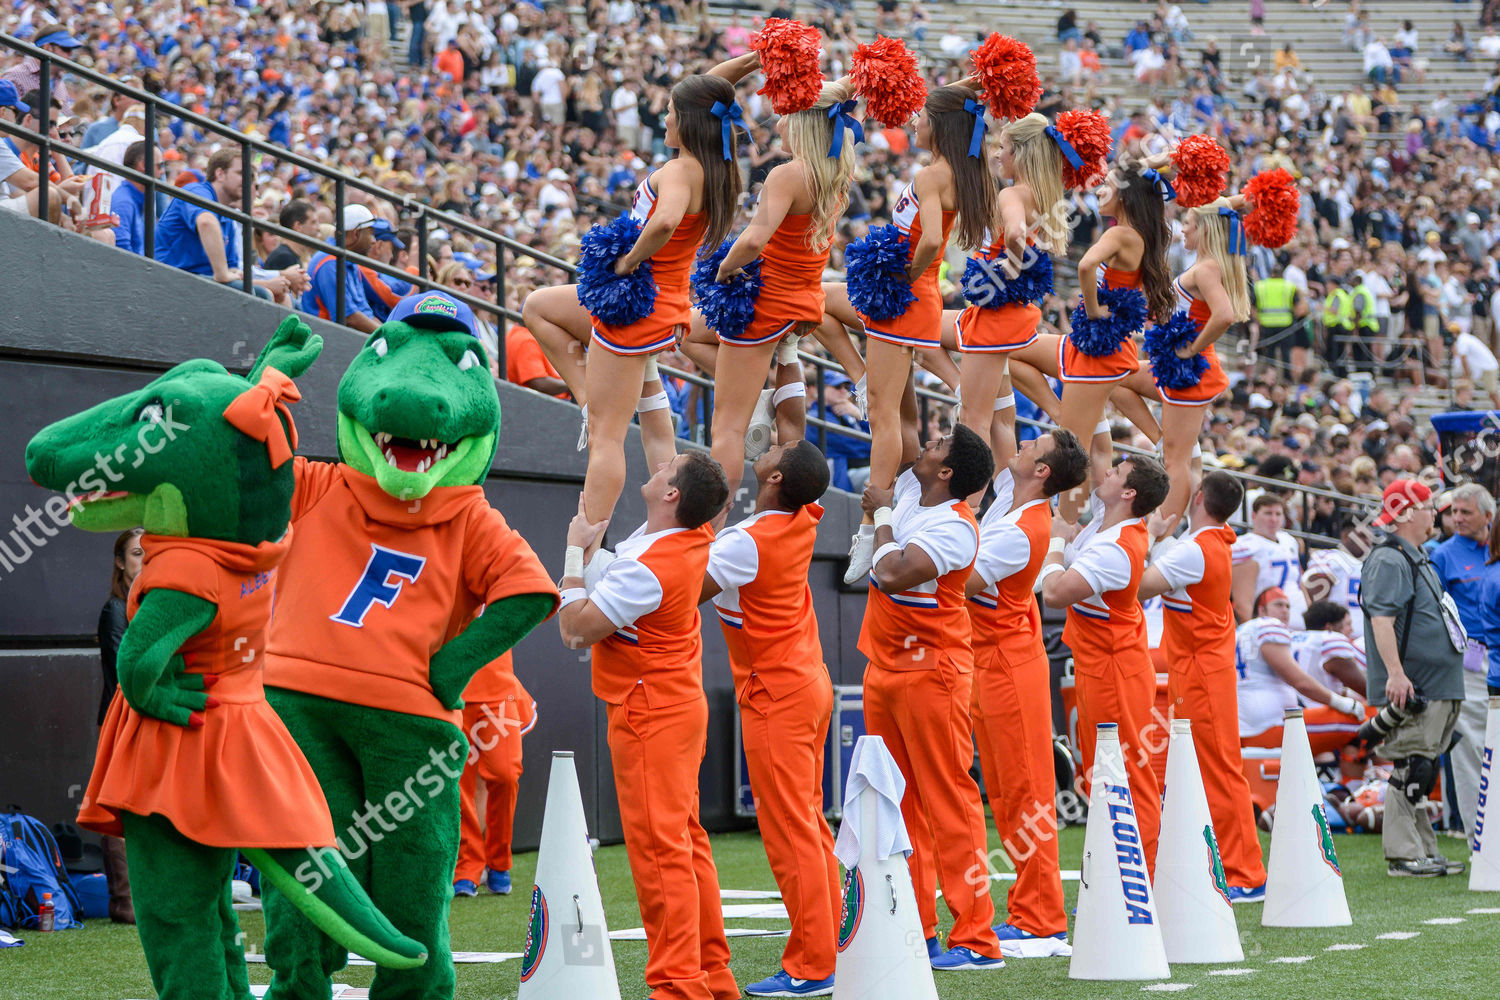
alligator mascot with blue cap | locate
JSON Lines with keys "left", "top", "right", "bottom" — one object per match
{"left": 247, "top": 292, "right": 559, "bottom": 1000}
{"left": 24, "top": 351, "right": 430, "bottom": 1000}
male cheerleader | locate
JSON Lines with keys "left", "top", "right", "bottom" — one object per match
{"left": 861, "top": 425, "right": 1005, "bottom": 971}
{"left": 557, "top": 453, "right": 737, "bottom": 1000}
{"left": 1137, "top": 471, "right": 1268, "bottom": 900}
{"left": 1039, "top": 455, "right": 1171, "bottom": 876}
{"left": 701, "top": 440, "right": 838, "bottom": 997}
{"left": 452, "top": 652, "right": 535, "bottom": 897}
{"left": 966, "top": 429, "right": 1088, "bottom": 956}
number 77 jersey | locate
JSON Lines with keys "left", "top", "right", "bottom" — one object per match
{"left": 1231, "top": 529, "right": 1306, "bottom": 627}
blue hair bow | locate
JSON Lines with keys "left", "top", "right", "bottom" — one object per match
{"left": 963, "top": 98, "right": 988, "bottom": 159}
{"left": 710, "top": 100, "right": 745, "bottom": 161}
{"left": 1142, "top": 167, "right": 1176, "bottom": 202}
{"left": 1219, "top": 206, "right": 1247, "bottom": 255}
{"left": 828, "top": 99, "right": 864, "bottom": 158}
{"left": 1044, "top": 124, "right": 1085, "bottom": 171}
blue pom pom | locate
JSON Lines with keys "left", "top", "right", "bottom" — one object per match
{"left": 1066, "top": 286, "right": 1149, "bottom": 358}
{"left": 690, "top": 238, "right": 764, "bottom": 341}
{"left": 576, "top": 215, "right": 657, "bottom": 326}
{"left": 1143, "top": 311, "right": 1210, "bottom": 390}
{"left": 845, "top": 225, "right": 917, "bottom": 321}
{"left": 960, "top": 249, "right": 1054, "bottom": 309}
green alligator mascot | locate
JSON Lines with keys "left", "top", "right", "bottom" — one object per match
{"left": 23, "top": 350, "right": 429, "bottom": 1000}
{"left": 250, "top": 291, "right": 559, "bottom": 1000}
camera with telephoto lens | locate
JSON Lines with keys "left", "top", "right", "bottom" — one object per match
{"left": 1354, "top": 695, "right": 1428, "bottom": 748}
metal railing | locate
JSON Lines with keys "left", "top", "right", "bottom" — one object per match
{"left": 0, "top": 33, "right": 1374, "bottom": 542}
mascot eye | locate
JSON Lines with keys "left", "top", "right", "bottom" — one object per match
{"left": 457, "top": 350, "right": 479, "bottom": 371}
{"left": 136, "top": 401, "right": 165, "bottom": 425}
{"left": 370, "top": 337, "right": 388, "bottom": 358}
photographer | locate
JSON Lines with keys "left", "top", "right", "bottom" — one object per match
{"left": 1361, "top": 480, "right": 1469, "bottom": 879}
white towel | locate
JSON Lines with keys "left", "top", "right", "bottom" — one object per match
{"left": 834, "top": 735, "right": 911, "bottom": 868}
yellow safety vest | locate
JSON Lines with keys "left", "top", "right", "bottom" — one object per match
{"left": 1322, "top": 288, "right": 1354, "bottom": 330}
{"left": 1351, "top": 284, "right": 1380, "bottom": 332}
{"left": 1255, "top": 277, "right": 1296, "bottom": 327}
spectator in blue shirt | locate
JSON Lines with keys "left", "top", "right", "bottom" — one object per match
{"left": 1480, "top": 517, "right": 1500, "bottom": 694}
{"left": 302, "top": 204, "right": 379, "bottom": 333}
{"left": 359, "top": 220, "right": 413, "bottom": 322}
{"left": 153, "top": 148, "right": 243, "bottom": 282}
{"left": 1124, "top": 21, "right": 1153, "bottom": 56}
{"left": 109, "top": 141, "right": 148, "bottom": 255}
{"left": 807, "top": 371, "right": 871, "bottom": 493}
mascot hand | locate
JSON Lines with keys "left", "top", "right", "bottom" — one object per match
{"left": 427, "top": 644, "right": 472, "bottom": 712}
{"left": 119, "top": 652, "right": 215, "bottom": 728}
{"left": 250, "top": 315, "right": 325, "bottom": 382}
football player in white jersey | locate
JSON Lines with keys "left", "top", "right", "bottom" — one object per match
{"left": 1231, "top": 494, "right": 1307, "bottom": 627}
{"left": 1303, "top": 520, "right": 1366, "bottom": 639}
{"left": 1291, "top": 600, "right": 1367, "bottom": 697}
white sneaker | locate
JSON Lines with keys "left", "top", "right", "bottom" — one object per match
{"left": 843, "top": 525, "right": 875, "bottom": 585}
{"left": 745, "top": 389, "right": 776, "bottom": 461}
{"left": 576, "top": 405, "right": 589, "bottom": 452}
{"left": 853, "top": 374, "right": 869, "bottom": 420}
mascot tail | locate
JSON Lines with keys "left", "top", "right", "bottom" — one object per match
{"left": 244, "top": 847, "right": 429, "bottom": 969}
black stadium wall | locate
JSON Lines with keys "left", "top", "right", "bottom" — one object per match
{"left": 0, "top": 207, "right": 870, "bottom": 851}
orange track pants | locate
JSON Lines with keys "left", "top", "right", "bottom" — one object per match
{"left": 1167, "top": 656, "right": 1267, "bottom": 889}
{"left": 864, "top": 661, "right": 1002, "bottom": 958}
{"left": 455, "top": 700, "right": 526, "bottom": 883}
{"left": 971, "top": 650, "right": 1067, "bottom": 938}
{"left": 607, "top": 689, "right": 739, "bottom": 1000}
{"left": 740, "top": 676, "right": 840, "bottom": 981}
{"left": 1075, "top": 651, "right": 1162, "bottom": 880}
{"left": 1241, "top": 705, "right": 1367, "bottom": 756}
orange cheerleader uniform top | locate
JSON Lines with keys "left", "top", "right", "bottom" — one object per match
{"left": 263, "top": 459, "right": 559, "bottom": 726}
{"left": 591, "top": 176, "right": 708, "bottom": 356}
{"left": 1060, "top": 263, "right": 1144, "bottom": 383}
{"left": 724, "top": 213, "right": 831, "bottom": 346}
{"left": 78, "top": 532, "right": 339, "bottom": 849}
{"left": 967, "top": 470, "right": 1052, "bottom": 671}
{"left": 462, "top": 652, "right": 537, "bottom": 734}
{"left": 857, "top": 181, "right": 954, "bottom": 349}
{"left": 1152, "top": 524, "right": 1238, "bottom": 669}
{"left": 955, "top": 234, "right": 1043, "bottom": 355}
{"left": 1059, "top": 493, "right": 1150, "bottom": 667}
{"left": 1158, "top": 277, "right": 1229, "bottom": 406}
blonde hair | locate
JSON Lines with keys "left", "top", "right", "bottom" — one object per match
{"left": 1190, "top": 204, "right": 1251, "bottom": 322}
{"left": 1002, "top": 113, "right": 1069, "bottom": 256}
{"left": 782, "top": 81, "right": 856, "bottom": 254}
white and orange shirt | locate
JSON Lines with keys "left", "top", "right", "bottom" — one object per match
{"left": 1290, "top": 628, "right": 1364, "bottom": 695}
{"left": 1059, "top": 492, "right": 1150, "bottom": 661}
{"left": 708, "top": 504, "right": 827, "bottom": 701}
{"left": 1150, "top": 523, "right": 1239, "bottom": 668}
{"left": 1232, "top": 529, "right": 1306, "bottom": 627}
{"left": 968, "top": 469, "right": 1052, "bottom": 670}
{"left": 1305, "top": 547, "right": 1364, "bottom": 638}
{"left": 588, "top": 521, "right": 715, "bottom": 709}
{"left": 857, "top": 470, "right": 979, "bottom": 671}
{"left": 1234, "top": 616, "right": 1295, "bottom": 736}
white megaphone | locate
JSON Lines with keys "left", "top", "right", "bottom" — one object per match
{"left": 517, "top": 752, "right": 620, "bottom": 1000}
{"left": 1262, "top": 710, "right": 1352, "bottom": 927}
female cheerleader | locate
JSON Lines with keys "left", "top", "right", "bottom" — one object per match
{"left": 521, "top": 52, "right": 759, "bottom": 524}
{"left": 1153, "top": 196, "right": 1249, "bottom": 526}
{"left": 819, "top": 81, "right": 995, "bottom": 581}
{"left": 686, "top": 79, "right": 860, "bottom": 502}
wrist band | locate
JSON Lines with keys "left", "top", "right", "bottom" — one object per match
{"left": 637, "top": 390, "right": 670, "bottom": 413}
{"left": 873, "top": 506, "right": 893, "bottom": 529}
{"left": 872, "top": 541, "right": 903, "bottom": 569}
{"left": 564, "top": 545, "right": 585, "bottom": 580}
{"left": 642, "top": 356, "right": 659, "bottom": 381}
{"left": 1331, "top": 693, "right": 1357, "bottom": 715}
{"left": 771, "top": 382, "right": 805, "bottom": 406}
{"left": 993, "top": 393, "right": 1015, "bottom": 411}
{"left": 1036, "top": 561, "right": 1064, "bottom": 590}
{"left": 559, "top": 587, "right": 587, "bottom": 608}
{"left": 1094, "top": 419, "right": 1111, "bottom": 437}
{"left": 1047, "top": 537, "right": 1066, "bottom": 556}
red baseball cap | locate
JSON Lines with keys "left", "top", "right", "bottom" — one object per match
{"left": 1375, "top": 479, "right": 1433, "bottom": 526}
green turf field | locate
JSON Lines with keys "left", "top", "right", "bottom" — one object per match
{"left": 6, "top": 825, "right": 1495, "bottom": 999}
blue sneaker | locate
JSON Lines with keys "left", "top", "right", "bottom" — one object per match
{"left": 930, "top": 946, "right": 1006, "bottom": 971}
{"left": 992, "top": 922, "right": 1072, "bottom": 958}
{"left": 743, "top": 969, "right": 835, "bottom": 997}
{"left": 486, "top": 869, "right": 512, "bottom": 895}
{"left": 452, "top": 879, "right": 478, "bottom": 898}
{"left": 925, "top": 936, "right": 942, "bottom": 961}
{"left": 1228, "top": 882, "right": 1266, "bottom": 904}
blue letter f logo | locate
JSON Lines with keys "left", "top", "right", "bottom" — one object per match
{"left": 332, "top": 544, "right": 427, "bottom": 627}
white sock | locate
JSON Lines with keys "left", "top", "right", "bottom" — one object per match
{"left": 858, "top": 522, "right": 874, "bottom": 537}
{"left": 777, "top": 332, "right": 802, "bottom": 366}
{"left": 1192, "top": 443, "right": 1202, "bottom": 459}
{"left": 1094, "top": 419, "right": 1110, "bottom": 436}
{"left": 637, "top": 391, "right": 670, "bottom": 413}
{"left": 642, "top": 355, "right": 659, "bottom": 381}
{"left": 994, "top": 393, "right": 1016, "bottom": 411}
{"left": 771, "top": 382, "right": 805, "bottom": 407}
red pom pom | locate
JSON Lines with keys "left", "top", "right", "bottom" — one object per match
{"left": 851, "top": 35, "right": 927, "bottom": 129}
{"left": 1054, "top": 109, "right": 1111, "bottom": 189}
{"left": 1171, "top": 135, "right": 1230, "bottom": 208}
{"left": 1242, "top": 168, "right": 1300, "bottom": 248}
{"left": 751, "top": 18, "right": 825, "bottom": 115}
{"left": 972, "top": 33, "right": 1041, "bottom": 121}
